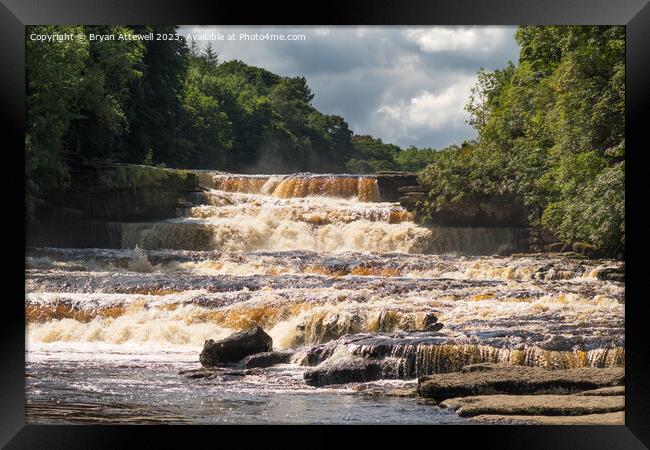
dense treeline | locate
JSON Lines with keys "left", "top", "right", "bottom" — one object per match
{"left": 27, "top": 25, "right": 429, "bottom": 218}
{"left": 345, "top": 136, "right": 436, "bottom": 174}
{"left": 418, "top": 26, "right": 625, "bottom": 254}
{"left": 26, "top": 25, "right": 186, "bottom": 216}
{"left": 26, "top": 25, "right": 625, "bottom": 254}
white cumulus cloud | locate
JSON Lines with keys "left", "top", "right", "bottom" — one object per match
{"left": 375, "top": 75, "right": 477, "bottom": 142}
{"left": 404, "top": 26, "right": 513, "bottom": 53}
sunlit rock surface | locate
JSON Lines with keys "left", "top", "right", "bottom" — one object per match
{"left": 417, "top": 363, "right": 624, "bottom": 400}
{"left": 441, "top": 394, "right": 624, "bottom": 417}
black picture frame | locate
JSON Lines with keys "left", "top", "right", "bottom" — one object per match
{"left": 3, "top": 0, "right": 649, "bottom": 447}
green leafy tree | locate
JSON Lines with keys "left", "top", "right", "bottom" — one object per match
{"left": 418, "top": 25, "right": 625, "bottom": 254}
{"left": 66, "top": 26, "right": 145, "bottom": 163}
{"left": 345, "top": 135, "right": 401, "bottom": 173}
{"left": 25, "top": 25, "right": 88, "bottom": 218}
{"left": 122, "top": 25, "right": 189, "bottom": 165}
{"left": 394, "top": 146, "right": 436, "bottom": 172}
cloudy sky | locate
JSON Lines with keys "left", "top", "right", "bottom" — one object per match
{"left": 178, "top": 26, "right": 519, "bottom": 149}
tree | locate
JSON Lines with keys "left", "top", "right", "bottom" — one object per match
{"left": 345, "top": 135, "right": 400, "bottom": 173}
{"left": 394, "top": 146, "right": 436, "bottom": 172}
{"left": 122, "top": 25, "right": 189, "bottom": 165}
{"left": 204, "top": 43, "right": 218, "bottom": 66}
{"left": 25, "top": 25, "right": 89, "bottom": 218}
{"left": 66, "top": 25, "right": 145, "bottom": 163}
{"left": 418, "top": 25, "right": 625, "bottom": 254}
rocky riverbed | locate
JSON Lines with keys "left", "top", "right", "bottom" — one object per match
{"left": 182, "top": 327, "right": 625, "bottom": 424}
{"left": 423, "top": 363, "right": 624, "bottom": 424}
{"left": 26, "top": 173, "right": 624, "bottom": 424}
{"left": 178, "top": 329, "right": 624, "bottom": 425}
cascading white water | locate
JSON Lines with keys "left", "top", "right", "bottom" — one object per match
{"left": 25, "top": 172, "right": 625, "bottom": 423}
{"left": 118, "top": 174, "right": 434, "bottom": 253}
{"left": 115, "top": 173, "right": 521, "bottom": 255}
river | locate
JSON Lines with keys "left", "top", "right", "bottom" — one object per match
{"left": 25, "top": 173, "right": 624, "bottom": 424}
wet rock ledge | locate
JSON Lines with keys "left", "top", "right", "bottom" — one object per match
{"left": 417, "top": 363, "right": 625, "bottom": 424}
{"left": 183, "top": 328, "right": 624, "bottom": 425}
{"left": 28, "top": 163, "right": 202, "bottom": 248}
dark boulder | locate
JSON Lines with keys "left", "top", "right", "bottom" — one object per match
{"left": 199, "top": 326, "right": 273, "bottom": 367}
{"left": 421, "top": 313, "right": 444, "bottom": 332}
{"left": 242, "top": 350, "right": 293, "bottom": 368}
{"left": 561, "top": 244, "right": 573, "bottom": 253}
{"left": 294, "top": 344, "right": 337, "bottom": 367}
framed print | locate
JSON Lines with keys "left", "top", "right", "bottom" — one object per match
{"left": 2, "top": 0, "right": 649, "bottom": 447}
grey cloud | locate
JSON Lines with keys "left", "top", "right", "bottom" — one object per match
{"left": 178, "top": 26, "right": 519, "bottom": 149}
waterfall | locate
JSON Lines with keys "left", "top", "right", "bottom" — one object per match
{"left": 210, "top": 173, "right": 381, "bottom": 202}
{"left": 108, "top": 173, "right": 522, "bottom": 255}
{"left": 26, "top": 172, "right": 624, "bottom": 377}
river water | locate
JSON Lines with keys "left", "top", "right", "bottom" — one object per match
{"left": 25, "top": 174, "right": 624, "bottom": 424}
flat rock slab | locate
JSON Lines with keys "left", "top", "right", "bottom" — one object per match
{"left": 441, "top": 394, "right": 624, "bottom": 417}
{"left": 575, "top": 386, "right": 625, "bottom": 396}
{"left": 470, "top": 411, "right": 624, "bottom": 425}
{"left": 179, "top": 367, "right": 263, "bottom": 380}
{"left": 242, "top": 350, "right": 293, "bottom": 368}
{"left": 352, "top": 384, "right": 419, "bottom": 398}
{"left": 418, "top": 363, "right": 624, "bottom": 400}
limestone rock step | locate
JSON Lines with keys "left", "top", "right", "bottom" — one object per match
{"left": 469, "top": 411, "right": 624, "bottom": 425}
{"left": 575, "top": 386, "right": 625, "bottom": 396}
{"left": 440, "top": 394, "right": 624, "bottom": 417}
{"left": 417, "top": 363, "right": 624, "bottom": 401}
{"left": 397, "top": 185, "right": 427, "bottom": 193}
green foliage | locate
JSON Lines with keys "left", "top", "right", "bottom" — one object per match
{"left": 122, "top": 25, "right": 189, "bottom": 166}
{"left": 418, "top": 25, "right": 625, "bottom": 254}
{"left": 26, "top": 25, "right": 88, "bottom": 218}
{"left": 143, "top": 148, "right": 154, "bottom": 166}
{"left": 25, "top": 26, "right": 360, "bottom": 219}
{"left": 345, "top": 136, "right": 400, "bottom": 173}
{"left": 27, "top": 24, "right": 623, "bottom": 256}
{"left": 345, "top": 136, "right": 437, "bottom": 173}
{"left": 394, "top": 146, "right": 436, "bottom": 172}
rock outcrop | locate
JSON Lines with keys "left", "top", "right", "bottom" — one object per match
{"left": 406, "top": 193, "right": 529, "bottom": 228}
{"left": 200, "top": 327, "right": 273, "bottom": 367}
{"left": 420, "top": 313, "right": 444, "bottom": 332}
{"left": 417, "top": 363, "right": 624, "bottom": 401}
{"left": 575, "top": 386, "right": 625, "bottom": 396}
{"left": 416, "top": 363, "right": 625, "bottom": 425}
{"left": 374, "top": 171, "right": 419, "bottom": 202}
{"left": 303, "top": 354, "right": 400, "bottom": 386}
{"left": 28, "top": 163, "right": 202, "bottom": 248}
{"left": 66, "top": 163, "right": 200, "bottom": 221}
{"left": 595, "top": 266, "right": 625, "bottom": 283}
{"left": 469, "top": 411, "right": 624, "bottom": 425}
{"left": 242, "top": 350, "right": 293, "bottom": 368}
{"left": 441, "top": 394, "right": 624, "bottom": 417}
